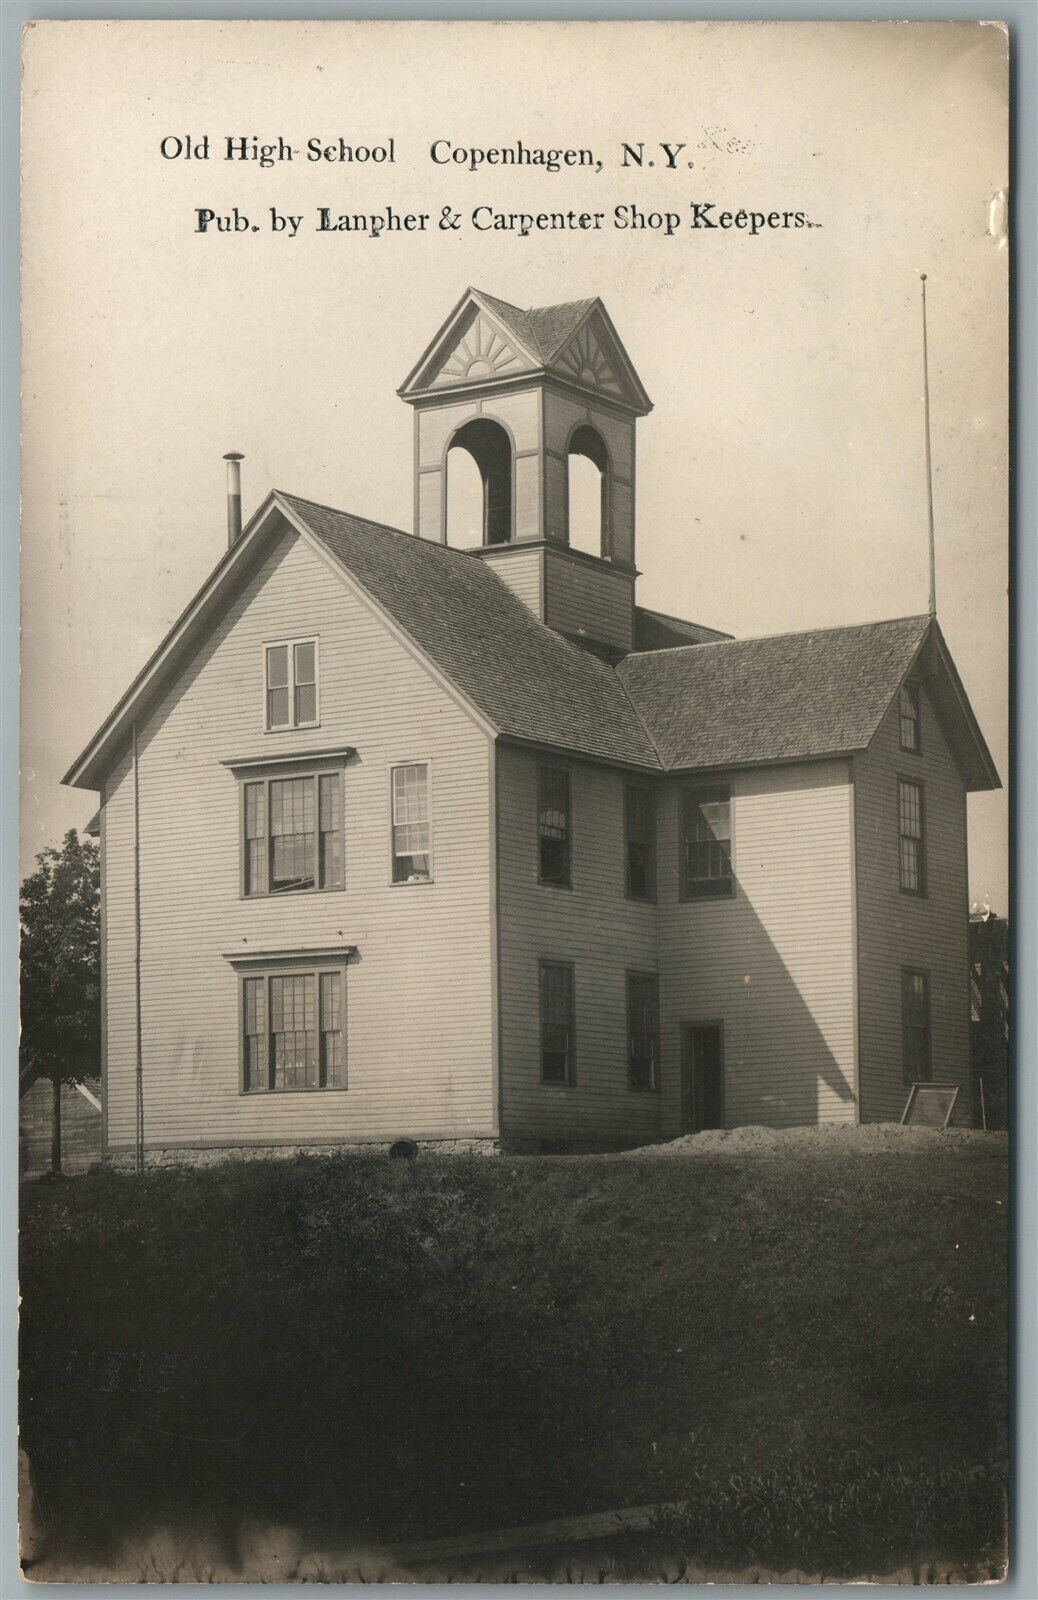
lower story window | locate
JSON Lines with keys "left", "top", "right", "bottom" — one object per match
{"left": 242, "top": 966, "right": 347, "bottom": 1091}
{"left": 901, "top": 968, "right": 931, "bottom": 1085}
{"left": 539, "top": 960, "right": 575, "bottom": 1084}
{"left": 627, "top": 972, "right": 660, "bottom": 1091}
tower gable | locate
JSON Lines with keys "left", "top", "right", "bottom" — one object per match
{"left": 423, "top": 305, "right": 536, "bottom": 392}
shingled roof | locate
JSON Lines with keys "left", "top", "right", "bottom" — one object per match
{"left": 616, "top": 618, "right": 930, "bottom": 771}
{"left": 279, "top": 494, "right": 660, "bottom": 770}
{"left": 64, "top": 492, "right": 999, "bottom": 794}
{"left": 475, "top": 290, "right": 595, "bottom": 364}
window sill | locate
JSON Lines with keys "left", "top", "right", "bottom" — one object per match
{"left": 264, "top": 721, "right": 322, "bottom": 736}
{"left": 537, "top": 879, "right": 573, "bottom": 891}
{"left": 239, "top": 1085, "right": 349, "bottom": 1097}
{"left": 898, "top": 887, "right": 929, "bottom": 900}
{"left": 241, "top": 885, "right": 346, "bottom": 901}
{"left": 389, "top": 878, "right": 435, "bottom": 888}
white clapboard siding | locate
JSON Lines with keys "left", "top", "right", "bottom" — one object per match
{"left": 542, "top": 549, "right": 634, "bottom": 652}
{"left": 657, "top": 762, "right": 857, "bottom": 1133}
{"left": 496, "top": 747, "right": 660, "bottom": 1147}
{"left": 102, "top": 522, "right": 494, "bottom": 1153}
{"left": 478, "top": 547, "right": 544, "bottom": 618}
{"left": 854, "top": 686, "right": 971, "bottom": 1125}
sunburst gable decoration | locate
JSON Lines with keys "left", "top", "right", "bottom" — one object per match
{"left": 553, "top": 319, "right": 623, "bottom": 396}
{"left": 430, "top": 312, "right": 529, "bottom": 388}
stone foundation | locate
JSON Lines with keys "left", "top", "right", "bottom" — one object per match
{"left": 105, "top": 1137, "right": 500, "bottom": 1171}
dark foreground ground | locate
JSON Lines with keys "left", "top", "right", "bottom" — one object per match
{"left": 20, "top": 1127, "right": 1008, "bottom": 1582}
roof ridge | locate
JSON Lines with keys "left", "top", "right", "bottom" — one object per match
{"left": 275, "top": 490, "right": 499, "bottom": 569}
{"left": 622, "top": 613, "right": 931, "bottom": 662}
{"left": 636, "top": 602, "right": 734, "bottom": 636}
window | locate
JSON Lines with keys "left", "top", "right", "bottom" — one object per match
{"left": 242, "top": 966, "right": 346, "bottom": 1092}
{"left": 624, "top": 782, "right": 656, "bottom": 901}
{"left": 681, "top": 784, "right": 733, "bottom": 898}
{"left": 627, "top": 972, "right": 660, "bottom": 1091}
{"left": 538, "top": 765, "right": 571, "bottom": 887}
{"left": 265, "top": 638, "right": 318, "bottom": 730}
{"left": 539, "top": 961, "right": 575, "bottom": 1085}
{"left": 901, "top": 969, "right": 931, "bottom": 1084}
{"left": 243, "top": 771, "right": 343, "bottom": 896}
{"left": 898, "top": 778, "right": 926, "bottom": 895}
{"left": 391, "top": 763, "right": 431, "bottom": 883}
{"left": 899, "top": 683, "right": 921, "bottom": 752}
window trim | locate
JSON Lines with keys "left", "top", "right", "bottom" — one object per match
{"left": 897, "top": 774, "right": 927, "bottom": 898}
{"left": 537, "top": 762, "right": 572, "bottom": 889}
{"left": 388, "top": 760, "right": 434, "bottom": 887}
{"left": 237, "top": 957, "right": 348, "bottom": 1095}
{"left": 623, "top": 781, "right": 657, "bottom": 903}
{"left": 900, "top": 966, "right": 932, "bottom": 1086}
{"left": 898, "top": 682, "right": 922, "bottom": 754}
{"left": 679, "top": 781, "right": 735, "bottom": 901}
{"left": 626, "top": 969, "right": 661, "bottom": 1093}
{"left": 239, "top": 764, "right": 345, "bottom": 899}
{"left": 538, "top": 958, "right": 576, "bottom": 1087}
{"left": 263, "top": 636, "right": 320, "bottom": 733}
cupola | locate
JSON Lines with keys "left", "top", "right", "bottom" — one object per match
{"left": 398, "top": 288, "right": 652, "bottom": 654}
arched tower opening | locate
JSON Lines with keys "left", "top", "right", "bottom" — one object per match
{"left": 567, "top": 424, "right": 610, "bottom": 559}
{"left": 445, "top": 418, "right": 512, "bottom": 547}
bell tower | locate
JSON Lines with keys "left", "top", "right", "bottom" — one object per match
{"left": 398, "top": 288, "right": 652, "bottom": 654}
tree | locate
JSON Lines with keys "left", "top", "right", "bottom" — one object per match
{"left": 20, "top": 830, "right": 100, "bottom": 1173}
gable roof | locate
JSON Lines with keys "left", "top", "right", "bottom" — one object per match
{"left": 475, "top": 290, "right": 594, "bottom": 364}
{"left": 398, "top": 287, "right": 653, "bottom": 414}
{"left": 617, "top": 615, "right": 999, "bottom": 789}
{"left": 63, "top": 490, "right": 999, "bottom": 797}
{"left": 276, "top": 493, "right": 660, "bottom": 770}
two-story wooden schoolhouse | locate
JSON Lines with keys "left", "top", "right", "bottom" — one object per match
{"left": 64, "top": 288, "right": 1000, "bottom": 1160}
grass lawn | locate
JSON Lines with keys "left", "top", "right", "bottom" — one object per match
{"left": 19, "top": 1130, "right": 1008, "bottom": 1581}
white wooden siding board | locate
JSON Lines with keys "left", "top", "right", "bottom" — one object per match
{"left": 854, "top": 687, "right": 972, "bottom": 1125}
{"left": 479, "top": 548, "right": 543, "bottom": 617}
{"left": 543, "top": 550, "right": 634, "bottom": 651}
{"left": 657, "top": 762, "right": 857, "bottom": 1133}
{"left": 102, "top": 527, "right": 495, "bottom": 1148}
{"left": 497, "top": 747, "right": 660, "bottom": 1144}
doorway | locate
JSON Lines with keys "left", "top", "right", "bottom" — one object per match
{"left": 681, "top": 1023, "right": 725, "bottom": 1133}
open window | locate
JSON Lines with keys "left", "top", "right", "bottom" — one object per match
{"left": 567, "top": 425, "right": 609, "bottom": 558}
{"left": 446, "top": 418, "right": 512, "bottom": 547}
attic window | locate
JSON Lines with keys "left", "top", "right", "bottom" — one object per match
{"left": 265, "top": 638, "right": 318, "bottom": 731}
{"left": 899, "top": 684, "right": 921, "bottom": 752}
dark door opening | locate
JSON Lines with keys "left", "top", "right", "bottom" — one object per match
{"left": 681, "top": 1023, "right": 724, "bottom": 1133}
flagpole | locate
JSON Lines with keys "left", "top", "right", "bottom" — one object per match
{"left": 919, "top": 272, "right": 937, "bottom": 617}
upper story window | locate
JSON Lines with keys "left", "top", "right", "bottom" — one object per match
{"left": 681, "top": 784, "right": 733, "bottom": 899}
{"left": 899, "top": 683, "right": 921, "bottom": 752}
{"left": 391, "top": 763, "right": 432, "bottom": 883}
{"left": 539, "top": 960, "right": 575, "bottom": 1085}
{"left": 243, "top": 770, "right": 343, "bottom": 896}
{"left": 901, "top": 968, "right": 931, "bottom": 1084}
{"left": 265, "top": 638, "right": 318, "bottom": 731}
{"left": 538, "top": 765, "right": 571, "bottom": 887}
{"left": 898, "top": 777, "right": 926, "bottom": 896}
{"left": 242, "top": 964, "right": 346, "bottom": 1093}
{"left": 626, "top": 972, "right": 660, "bottom": 1091}
{"left": 624, "top": 782, "right": 656, "bottom": 901}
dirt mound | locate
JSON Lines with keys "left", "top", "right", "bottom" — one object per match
{"left": 626, "top": 1123, "right": 1008, "bottom": 1158}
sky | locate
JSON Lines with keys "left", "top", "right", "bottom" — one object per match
{"left": 21, "top": 19, "right": 1008, "bottom": 905}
